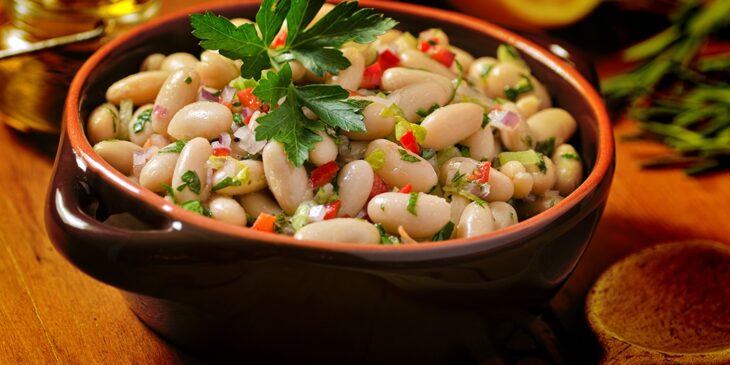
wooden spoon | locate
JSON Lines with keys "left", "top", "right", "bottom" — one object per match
{"left": 586, "top": 240, "right": 730, "bottom": 364}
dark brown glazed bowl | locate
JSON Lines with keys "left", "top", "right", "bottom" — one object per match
{"left": 46, "top": 1, "right": 613, "bottom": 363}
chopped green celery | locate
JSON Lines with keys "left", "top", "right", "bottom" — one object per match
{"left": 394, "top": 119, "right": 427, "bottom": 144}
{"left": 498, "top": 149, "right": 542, "bottom": 166}
{"left": 436, "top": 146, "right": 461, "bottom": 166}
{"left": 291, "top": 201, "right": 316, "bottom": 231}
{"left": 496, "top": 44, "right": 528, "bottom": 70}
{"left": 230, "top": 77, "right": 259, "bottom": 90}
{"left": 365, "top": 148, "right": 386, "bottom": 170}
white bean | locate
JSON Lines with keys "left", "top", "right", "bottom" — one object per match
{"left": 449, "top": 195, "right": 470, "bottom": 224}
{"left": 439, "top": 157, "right": 478, "bottom": 185}
{"left": 152, "top": 69, "right": 200, "bottom": 135}
{"left": 450, "top": 45, "right": 474, "bottom": 72}
{"left": 381, "top": 67, "right": 452, "bottom": 92}
{"left": 262, "top": 141, "right": 313, "bottom": 214}
{"left": 519, "top": 191, "right": 564, "bottom": 218}
{"left": 87, "top": 103, "right": 119, "bottom": 144}
{"left": 498, "top": 103, "right": 532, "bottom": 152}
{"left": 238, "top": 191, "right": 283, "bottom": 217}
{"left": 294, "top": 218, "right": 380, "bottom": 244}
{"left": 365, "top": 139, "right": 437, "bottom": 192}
{"left": 387, "top": 80, "right": 452, "bottom": 121}
{"left": 467, "top": 57, "right": 498, "bottom": 94}
{"left": 211, "top": 159, "right": 267, "bottom": 196}
{"left": 525, "top": 76, "right": 552, "bottom": 110}
{"left": 489, "top": 201, "right": 518, "bottom": 230}
{"left": 325, "top": 47, "right": 364, "bottom": 90}
{"left": 344, "top": 96, "right": 395, "bottom": 141}
{"left": 418, "top": 28, "right": 449, "bottom": 48}
{"left": 128, "top": 104, "right": 154, "bottom": 146}
{"left": 552, "top": 144, "right": 583, "bottom": 195}
{"left": 527, "top": 108, "right": 577, "bottom": 148}
{"left": 140, "top": 53, "right": 165, "bottom": 71}
{"left": 485, "top": 169, "right": 514, "bottom": 202}
{"left": 485, "top": 62, "right": 528, "bottom": 98}
{"left": 106, "top": 71, "right": 168, "bottom": 105}
{"left": 209, "top": 195, "right": 247, "bottom": 226}
{"left": 196, "top": 50, "right": 240, "bottom": 89}
{"left": 526, "top": 155, "right": 557, "bottom": 195}
{"left": 337, "top": 160, "right": 374, "bottom": 217}
{"left": 171, "top": 137, "right": 211, "bottom": 202}
{"left": 516, "top": 94, "right": 541, "bottom": 119}
{"left": 462, "top": 125, "right": 500, "bottom": 161}
{"left": 93, "top": 140, "right": 142, "bottom": 175}
{"left": 499, "top": 160, "right": 534, "bottom": 199}
{"left": 167, "top": 101, "right": 232, "bottom": 140}
{"left": 139, "top": 150, "right": 179, "bottom": 193}
{"left": 421, "top": 103, "right": 483, "bottom": 150}
{"left": 367, "top": 192, "right": 450, "bottom": 238}
{"left": 456, "top": 201, "right": 495, "bottom": 238}
{"left": 399, "top": 49, "right": 454, "bottom": 78}
{"left": 160, "top": 52, "right": 198, "bottom": 73}
{"left": 309, "top": 131, "right": 338, "bottom": 166}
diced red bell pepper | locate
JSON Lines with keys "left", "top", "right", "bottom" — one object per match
{"left": 431, "top": 48, "right": 456, "bottom": 68}
{"left": 468, "top": 161, "right": 491, "bottom": 183}
{"left": 271, "top": 29, "right": 287, "bottom": 49}
{"left": 369, "top": 174, "right": 389, "bottom": 200}
{"left": 399, "top": 130, "right": 420, "bottom": 155}
{"left": 237, "top": 88, "right": 262, "bottom": 110}
{"left": 251, "top": 213, "right": 276, "bottom": 232}
{"left": 212, "top": 147, "right": 231, "bottom": 157}
{"left": 418, "top": 40, "right": 432, "bottom": 52}
{"left": 378, "top": 49, "right": 400, "bottom": 70}
{"left": 324, "top": 200, "right": 341, "bottom": 220}
{"left": 399, "top": 183, "right": 412, "bottom": 194}
{"left": 360, "top": 62, "right": 382, "bottom": 89}
{"left": 310, "top": 161, "right": 339, "bottom": 188}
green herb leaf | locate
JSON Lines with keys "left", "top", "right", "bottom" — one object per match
{"left": 254, "top": 62, "right": 293, "bottom": 105}
{"left": 256, "top": 0, "right": 291, "bottom": 45}
{"left": 132, "top": 108, "right": 152, "bottom": 134}
{"left": 295, "top": 84, "right": 369, "bottom": 132}
{"left": 561, "top": 152, "right": 581, "bottom": 161}
{"left": 159, "top": 140, "right": 186, "bottom": 154}
{"left": 212, "top": 176, "right": 243, "bottom": 192}
{"left": 534, "top": 136, "right": 556, "bottom": 156}
{"left": 398, "top": 149, "right": 419, "bottom": 162}
{"left": 177, "top": 170, "right": 201, "bottom": 194}
{"left": 421, "top": 148, "right": 436, "bottom": 160}
{"left": 416, "top": 103, "right": 440, "bottom": 118}
{"left": 181, "top": 200, "right": 211, "bottom": 217}
{"left": 407, "top": 192, "right": 419, "bottom": 215}
{"left": 431, "top": 221, "right": 454, "bottom": 241}
{"left": 162, "top": 183, "right": 177, "bottom": 203}
{"left": 374, "top": 223, "right": 400, "bottom": 244}
{"left": 504, "top": 75, "right": 533, "bottom": 102}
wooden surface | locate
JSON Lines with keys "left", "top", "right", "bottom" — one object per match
{"left": 1, "top": 2, "right": 729, "bottom": 364}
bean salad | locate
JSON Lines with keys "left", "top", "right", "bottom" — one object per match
{"left": 87, "top": 1, "right": 583, "bottom": 244}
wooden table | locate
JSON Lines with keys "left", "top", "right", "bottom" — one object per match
{"left": 1, "top": 2, "right": 729, "bottom": 364}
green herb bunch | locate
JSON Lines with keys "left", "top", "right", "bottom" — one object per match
{"left": 190, "top": 0, "right": 397, "bottom": 166}
{"left": 602, "top": 0, "right": 730, "bottom": 174}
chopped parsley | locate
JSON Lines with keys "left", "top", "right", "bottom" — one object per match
{"left": 132, "top": 108, "right": 152, "bottom": 134}
{"left": 212, "top": 176, "right": 243, "bottom": 192}
{"left": 561, "top": 152, "right": 581, "bottom": 161}
{"left": 162, "top": 183, "right": 176, "bottom": 203}
{"left": 534, "top": 136, "right": 556, "bottom": 156}
{"left": 421, "top": 148, "right": 436, "bottom": 160}
{"left": 233, "top": 113, "right": 244, "bottom": 127}
{"left": 481, "top": 113, "right": 490, "bottom": 128}
{"left": 398, "top": 149, "right": 419, "bottom": 162}
{"left": 407, "top": 192, "right": 419, "bottom": 215}
{"left": 375, "top": 223, "right": 400, "bottom": 245}
{"left": 177, "top": 170, "right": 201, "bottom": 194}
{"left": 504, "top": 75, "right": 534, "bottom": 102}
{"left": 184, "top": 76, "right": 193, "bottom": 84}
{"left": 431, "top": 221, "right": 454, "bottom": 241}
{"left": 181, "top": 200, "right": 211, "bottom": 217}
{"left": 159, "top": 140, "right": 186, "bottom": 153}
{"left": 416, "top": 103, "right": 440, "bottom": 118}
{"left": 496, "top": 44, "right": 527, "bottom": 69}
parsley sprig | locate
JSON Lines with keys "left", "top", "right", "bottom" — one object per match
{"left": 190, "top": 0, "right": 395, "bottom": 166}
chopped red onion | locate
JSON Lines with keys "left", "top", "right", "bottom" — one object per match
{"left": 220, "top": 86, "right": 236, "bottom": 103}
{"left": 241, "top": 107, "right": 254, "bottom": 119}
{"left": 153, "top": 104, "right": 168, "bottom": 119}
{"left": 233, "top": 112, "right": 266, "bottom": 155}
{"left": 219, "top": 132, "right": 231, "bottom": 148}
{"left": 355, "top": 209, "right": 367, "bottom": 219}
{"left": 144, "top": 146, "right": 158, "bottom": 159}
{"left": 463, "top": 182, "right": 491, "bottom": 199}
{"left": 488, "top": 109, "right": 520, "bottom": 130}
{"left": 132, "top": 149, "right": 147, "bottom": 176}
{"left": 308, "top": 205, "right": 327, "bottom": 222}
{"left": 198, "top": 87, "right": 218, "bottom": 102}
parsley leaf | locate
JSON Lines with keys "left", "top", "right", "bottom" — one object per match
{"left": 212, "top": 176, "right": 243, "bottom": 192}
{"left": 181, "top": 200, "right": 211, "bottom": 217}
{"left": 398, "top": 149, "right": 419, "bottom": 162}
{"left": 159, "top": 140, "right": 186, "bottom": 154}
{"left": 407, "top": 192, "right": 419, "bottom": 215}
{"left": 256, "top": 0, "right": 291, "bottom": 45}
{"left": 254, "top": 62, "right": 293, "bottom": 105}
{"left": 561, "top": 152, "right": 581, "bottom": 161}
{"left": 295, "top": 85, "right": 369, "bottom": 132}
{"left": 177, "top": 170, "right": 201, "bottom": 194}
{"left": 132, "top": 108, "right": 152, "bottom": 134}
{"left": 432, "top": 221, "right": 455, "bottom": 241}
{"left": 534, "top": 136, "right": 556, "bottom": 156}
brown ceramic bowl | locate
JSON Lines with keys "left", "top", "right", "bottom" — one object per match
{"left": 46, "top": 1, "right": 613, "bottom": 363}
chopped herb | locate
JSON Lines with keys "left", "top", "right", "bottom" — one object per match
{"left": 496, "top": 44, "right": 527, "bottom": 69}
{"left": 233, "top": 113, "right": 244, "bottom": 127}
{"left": 451, "top": 170, "right": 466, "bottom": 185}
{"left": 561, "top": 152, "right": 581, "bottom": 161}
{"left": 365, "top": 148, "right": 386, "bottom": 170}
{"left": 398, "top": 149, "right": 419, "bottom": 162}
{"left": 162, "top": 183, "right": 177, "bottom": 203}
{"left": 212, "top": 176, "right": 243, "bottom": 192}
{"left": 274, "top": 213, "right": 289, "bottom": 234}
{"left": 375, "top": 223, "right": 400, "bottom": 244}
{"left": 181, "top": 200, "right": 211, "bottom": 217}
{"left": 536, "top": 154, "right": 547, "bottom": 174}
{"left": 406, "top": 192, "right": 419, "bottom": 215}
{"left": 533, "top": 136, "right": 555, "bottom": 156}
{"left": 231, "top": 77, "right": 259, "bottom": 90}
{"left": 184, "top": 76, "right": 193, "bottom": 84}
{"left": 481, "top": 113, "right": 490, "bottom": 128}
{"left": 232, "top": 101, "right": 242, "bottom": 107}
{"left": 421, "top": 148, "right": 436, "bottom": 160}
{"left": 132, "top": 108, "right": 152, "bottom": 134}
{"left": 380, "top": 203, "right": 385, "bottom": 211}
{"left": 431, "top": 221, "right": 454, "bottom": 241}
{"left": 460, "top": 146, "right": 470, "bottom": 157}
{"left": 416, "top": 103, "right": 440, "bottom": 118}
{"left": 450, "top": 59, "right": 463, "bottom": 102}
{"left": 159, "top": 140, "right": 186, "bottom": 153}
{"left": 106, "top": 107, "right": 118, "bottom": 133}
{"left": 503, "top": 75, "right": 533, "bottom": 102}
{"left": 436, "top": 146, "right": 461, "bottom": 166}
{"left": 177, "top": 170, "right": 201, "bottom": 194}
{"left": 521, "top": 135, "right": 533, "bottom": 148}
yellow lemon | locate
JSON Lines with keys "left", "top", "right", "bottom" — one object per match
{"left": 447, "top": 0, "right": 602, "bottom": 29}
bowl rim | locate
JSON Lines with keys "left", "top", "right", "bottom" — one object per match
{"left": 64, "top": 0, "right": 614, "bottom": 256}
